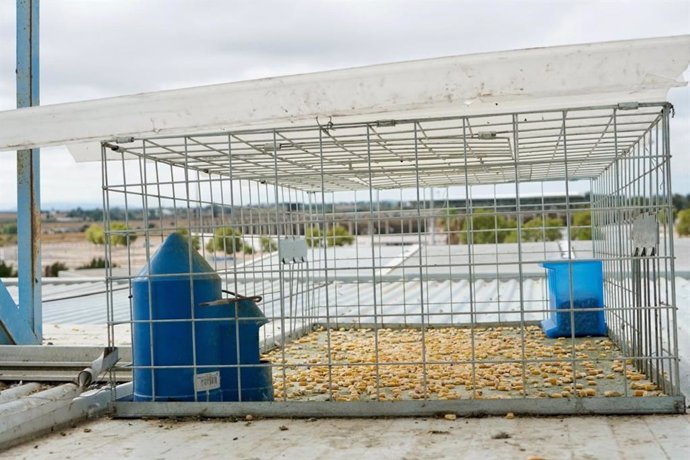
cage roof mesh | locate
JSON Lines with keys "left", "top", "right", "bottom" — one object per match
{"left": 109, "top": 105, "right": 665, "bottom": 192}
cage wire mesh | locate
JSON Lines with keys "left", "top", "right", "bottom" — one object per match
{"left": 101, "top": 102, "right": 683, "bottom": 415}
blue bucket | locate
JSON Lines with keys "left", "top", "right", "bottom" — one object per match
{"left": 540, "top": 259, "right": 607, "bottom": 338}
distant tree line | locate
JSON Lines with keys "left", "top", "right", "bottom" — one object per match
{"left": 672, "top": 193, "right": 690, "bottom": 214}
{"left": 1, "top": 223, "right": 17, "bottom": 235}
{"left": 438, "top": 209, "right": 592, "bottom": 244}
{"left": 677, "top": 209, "right": 690, "bottom": 237}
{"left": 85, "top": 223, "right": 138, "bottom": 246}
{"left": 66, "top": 207, "right": 104, "bottom": 221}
{"left": 56, "top": 193, "right": 690, "bottom": 223}
{"left": 0, "top": 261, "right": 17, "bottom": 277}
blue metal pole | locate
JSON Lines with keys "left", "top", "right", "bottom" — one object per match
{"left": 9, "top": 0, "right": 41, "bottom": 344}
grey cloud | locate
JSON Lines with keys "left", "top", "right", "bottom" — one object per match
{"left": 0, "top": 0, "right": 689, "bottom": 208}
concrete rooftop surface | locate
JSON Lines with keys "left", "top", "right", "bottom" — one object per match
{"left": 2, "top": 414, "right": 689, "bottom": 459}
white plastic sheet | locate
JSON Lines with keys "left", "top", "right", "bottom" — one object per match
{"left": 0, "top": 35, "right": 687, "bottom": 161}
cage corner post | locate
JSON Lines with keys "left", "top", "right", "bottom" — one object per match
{"left": 0, "top": 0, "right": 42, "bottom": 345}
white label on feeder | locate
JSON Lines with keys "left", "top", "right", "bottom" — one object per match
{"left": 195, "top": 371, "right": 221, "bottom": 392}
{"left": 278, "top": 238, "right": 308, "bottom": 264}
{"left": 631, "top": 213, "right": 658, "bottom": 253}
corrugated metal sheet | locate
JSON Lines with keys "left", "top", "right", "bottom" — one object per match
{"left": 2, "top": 280, "right": 130, "bottom": 325}
{"left": 6, "top": 237, "right": 687, "bottom": 328}
{"left": 28, "top": 274, "right": 690, "bottom": 327}
{"left": 31, "top": 274, "right": 690, "bottom": 397}
{"left": 20, "top": 278, "right": 544, "bottom": 326}
{"left": 2, "top": 238, "right": 688, "bottom": 395}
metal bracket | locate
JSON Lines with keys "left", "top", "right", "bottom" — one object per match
{"left": 0, "top": 278, "right": 36, "bottom": 344}
{"left": 617, "top": 102, "right": 640, "bottom": 110}
{"left": 76, "top": 347, "right": 120, "bottom": 388}
{"left": 477, "top": 131, "right": 497, "bottom": 139}
{"left": 631, "top": 212, "right": 659, "bottom": 254}
{"left": 278, "top": 238, "right": 307, "bottom": 264}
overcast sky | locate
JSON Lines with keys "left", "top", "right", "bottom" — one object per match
{"left": 0, "top": 0, "right": 688, "bottom": 209}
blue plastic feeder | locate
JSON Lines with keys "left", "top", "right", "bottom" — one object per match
{"left": 131, "top": 233, "right": 273, "bottom": 402}
{"left": 540, "top": 259, "right": 607, "bottom": 338}
{"left": 207, "top": 296, "right": 274, "bottom": 402}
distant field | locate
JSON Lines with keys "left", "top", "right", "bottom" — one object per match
{"left": 1, "top": 238, "right": 152, "bottom": 271}
{"left": 42, "top": 232, "right": 87, "bottom": 244}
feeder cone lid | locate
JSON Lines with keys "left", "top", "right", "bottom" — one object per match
{"left": 135, "top": 232, "right": 219, "bottom": 280}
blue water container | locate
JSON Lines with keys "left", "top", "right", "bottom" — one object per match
{"left": 540, "top": 259, "right": 607, "bottom": 338}
{"left": 132, "top": 233, "right": 273, "bottom": 402}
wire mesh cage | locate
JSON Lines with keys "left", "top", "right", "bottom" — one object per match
{"left": 101, "top": 102, "right": 684, "bottom": 416}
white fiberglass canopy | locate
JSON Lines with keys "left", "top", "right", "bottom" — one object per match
{"left": 0, "top": 35, "right": 690, "bottom": 188}
{"left": 0, "top": 35, "right": 688, "bottom": 166}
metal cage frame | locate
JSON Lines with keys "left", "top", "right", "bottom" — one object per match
{"left": 101, "top": 102, "right": 684, "bottom": 416}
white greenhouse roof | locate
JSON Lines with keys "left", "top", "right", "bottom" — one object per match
{"left": 0, "top": 35, "right": 687, "bottom": 163}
